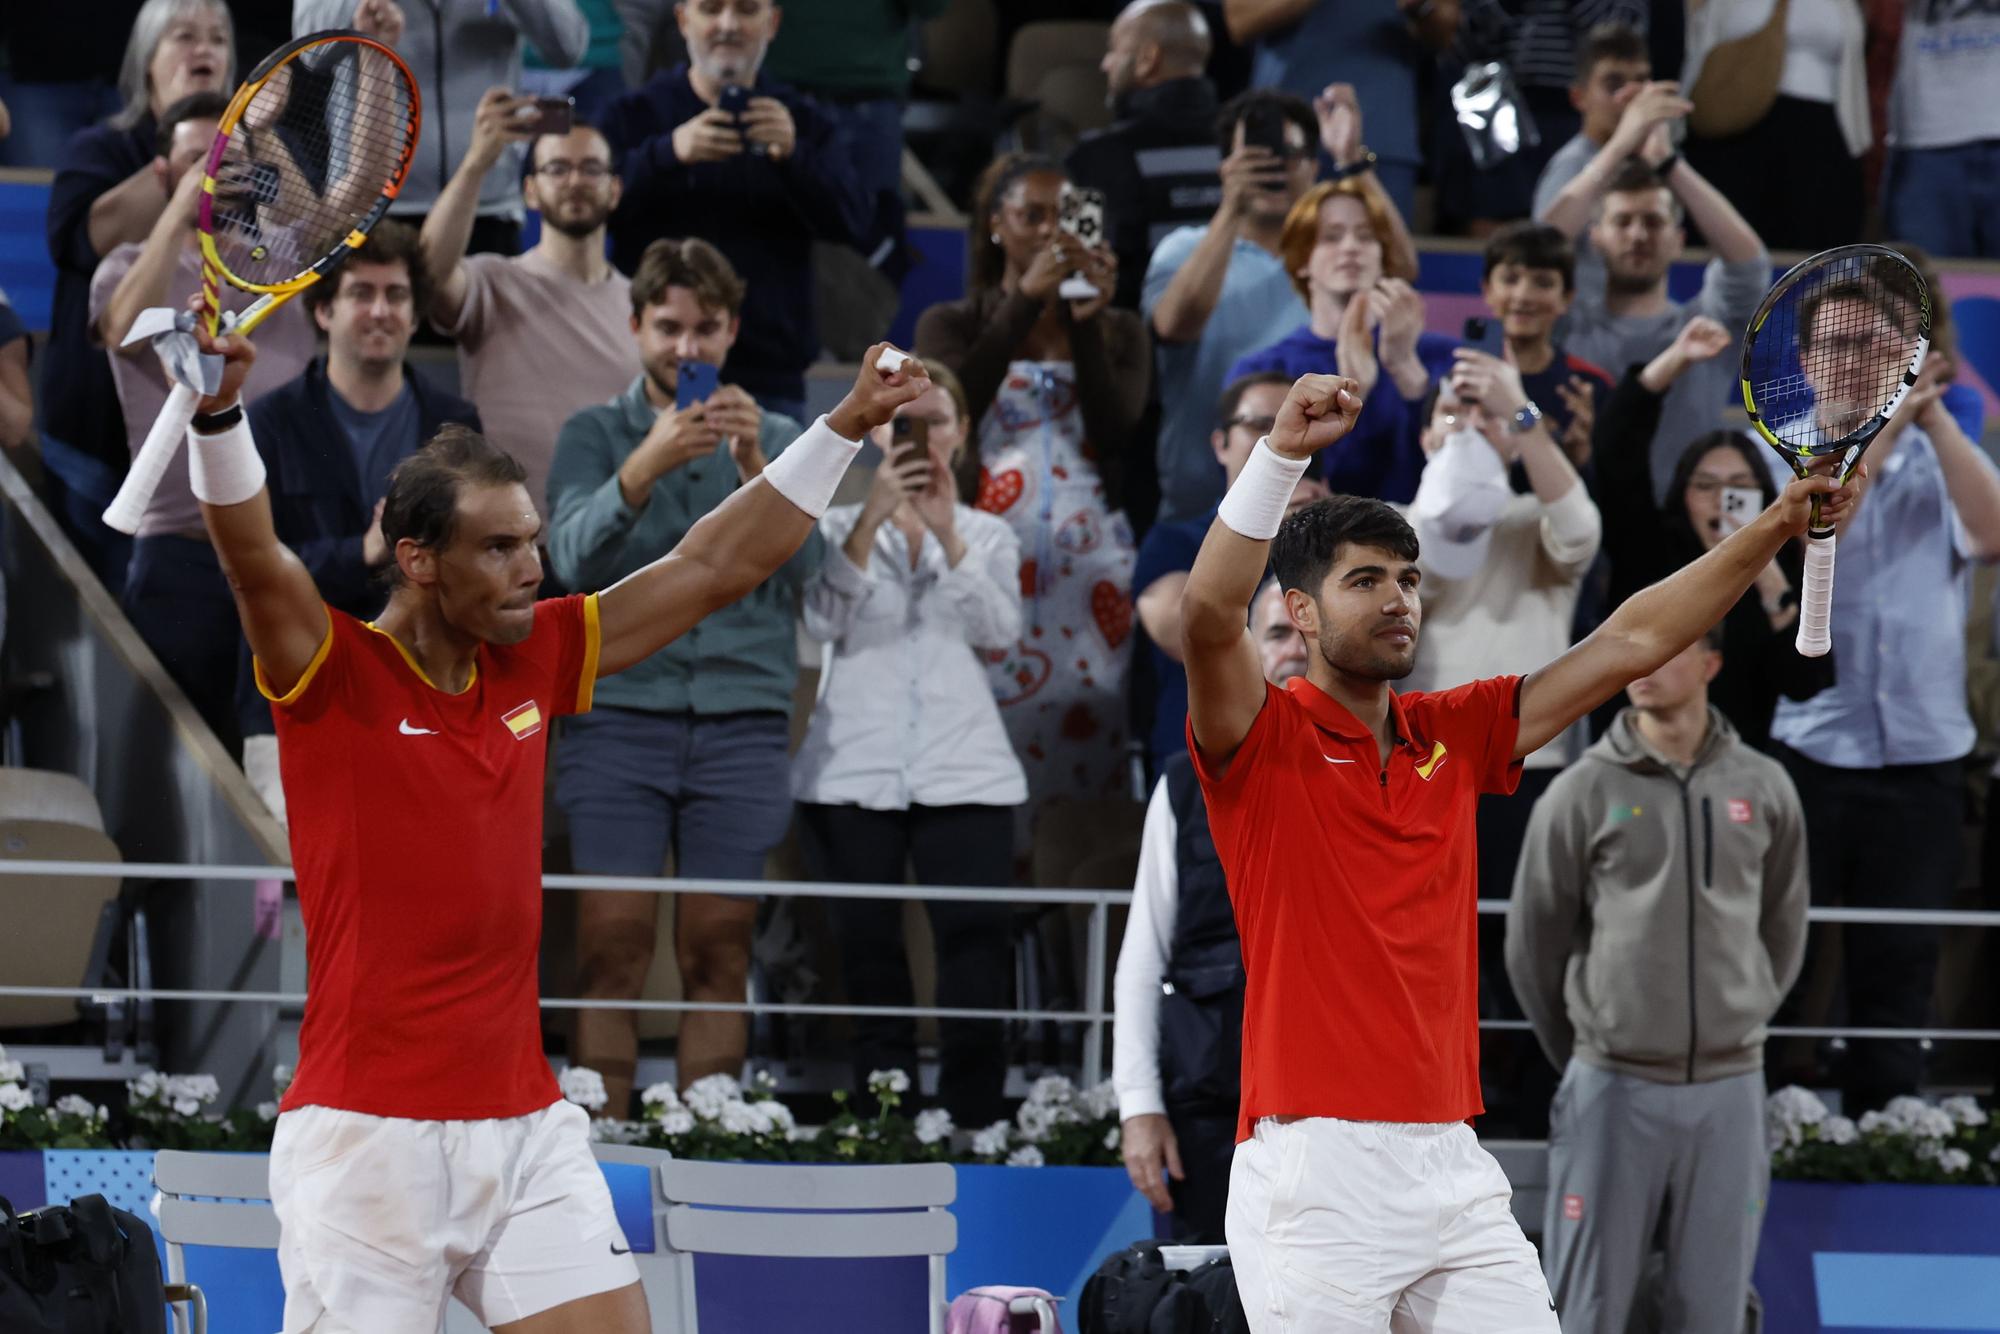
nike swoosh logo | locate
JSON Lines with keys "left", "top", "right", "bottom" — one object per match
{"left": 610, "top": 1243, "right": 631, "bottom": 1256}
{"left": 398, "top": 719, "right": 438, "bottom": 736}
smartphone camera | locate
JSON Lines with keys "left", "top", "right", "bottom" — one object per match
{"left": 1718, "top": 485, "right": 1761, "bottom": 535}
{"left": 676, "top": 360, "right": 720, "bottom": 410}
{"left": 890, "top": 415, "right": 930, "bottom": 470}
{"left": 525, "top": 96, "right": 574, "bottom": 137}
{"left": 1462, "top": 316, "right": 1506, "bottom": 355}
{"left": 719, "top": 84, "right": 759, "bottom": 156}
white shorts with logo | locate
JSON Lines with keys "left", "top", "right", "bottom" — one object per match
{"left": 1226, "top": 1117, "right": 1559, "bottom": 1333}
{"left": 269, "top": 1099, "right": 639, "bottom": 1333}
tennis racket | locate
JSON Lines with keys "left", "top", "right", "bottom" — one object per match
{"left": 1739, "top": 244, "right": 1930, "bottom": 658}
{"left": 102, "top": 29, "right": 420, "bottom": 535}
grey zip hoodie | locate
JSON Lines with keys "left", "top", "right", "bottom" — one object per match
{"left": 1504, "top": 706, "right": 1809, "bottom": 1084}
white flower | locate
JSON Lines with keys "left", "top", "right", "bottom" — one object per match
{"left": 1913, "top": 1139, "right": 1941, "bottom": 1162}
{"left": 0, "top": 1060, "right": 24, "bottom": 1086}
{"left": 1016, "top": 1101, "right": 1056, "bottom": 1142}
{"left": 256, "top": 1101, "right": 280, "bottom": 1122}
{"left": 0, "top": 1084, "right": 33, "bottom": 1113}
{"left": 1877, "top": 1096, "right": 1955, "bottom": 1139}
{"left": 559, "top": 1067, "right": 609, "bottom": 1112}
{"left": 761, "top": 1101, "right": 796, "bottom": 1135}
{"left": 1006, "top": 1144, "right": 1046, "bottom": 1168}
{"left": 914, "top": 1108, "right": 954, "bottom": 1145}
{"left": 971, "top": 1120, "right": 1012, "bottom": 1157}
{"left": 1768, "top": 1085, "right": 1828, "bottom": 1126}
{"left": 272, "top": 1064, "right": 293, "bottom": 1096}
{"left": 53, "top": 1094, "right": 97, "bottom": 1120}
{"left": 752, "top": 1069, "right": 778, "bottom": 1092}
{"left": 1988, "top": 1145, "right": 2000, "bottom": 1164}
{"left": 640, "top": 1082, "right": 682, "bottom": 1111}
{"left": 1104, "top": 1126, "right": 1121, "bottom": 1151}
{"left": 127, "top": 1072, "right": 163, "bottom": 1102}
{"left": 1822, "top": 1116, "right": 1858, "bottom": 1146}
{"left": 683, "top": 1074, "right": 742, "bottom": 1120}
{"left": 590, "top": 1118, "right": 642, "bottom": 1144}
{"left": 838, "top": 1122, "right": 864, "bottom": 1138}
{"left": 169, "top": 1074, "right": 219, "bottom": 1105}
{"left": 867, "top": 1069, "right": 912, "bottom": 1096}
{"left": 1026, "top": 1074, "right": 1075, "bottom": 1107}
{"left": 1081, "top": 1081, "right": 1120, "bottom": 1120}
{"left": 718, "top": 1100, "right": 764, "bottom": 1135}
{"left": 657, "top": 1107, "right": 696, "bottom": 1136}
{"left": 1941, "top": 1096, "right": 1989, "bottom": 1128}
{"left": 1939, "top": 1148, "right": 1972, "bottom": 1174}
{"left": 171, "top": 1097, "right": 201, "bottom": 1117}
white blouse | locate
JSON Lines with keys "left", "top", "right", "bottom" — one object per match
{"left": 792, "top": 501, "right": 1030, "bottom": 810}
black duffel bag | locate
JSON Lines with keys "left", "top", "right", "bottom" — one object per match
{"left": 0, "top": 1193, "right": 168, "bottom": 1334}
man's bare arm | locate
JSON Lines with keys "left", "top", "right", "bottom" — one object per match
{"left": 1515, "top": 469, "right": 1860, "bottom": 757}
{"left": 594, "top": 348, "right": 930, "bottom": 676}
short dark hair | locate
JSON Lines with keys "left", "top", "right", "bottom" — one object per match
{"left": 1482, "top": 221, "right": 1575, "bottom": 292}
{"left": 1214, "top": 89, "right": 1315, "bottom": 157}
{"left": 1575, "top": 22, "right": 1648, "bottom": 85}
{"left": 1215, "top": 371, "right": 1291, "bottom": 427}
{"left": 380, "top": 424, "right": 528, "bottom": 583}
{"left": 528, "top": 121, "right": 611, "bottom": 171}
{"left": 1270, "top": 494, "right": 1420, "bottom": 597}
{"left": 157, "top": 91, "right": 228, "bottom": 158}
{"left": 629, "top": 236, "right": 745, "bottom": 320}
{"left": 303, "top": 218, "right": 430, "bottom": 321}
{"left": 1796, "top": 271, "right": 1922, "bottom": 352}
{"left": 1599, "top": 157, "right": 1683, "bottom": 224}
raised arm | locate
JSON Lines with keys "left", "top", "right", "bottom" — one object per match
{"left": 502, "top": 0, "right": 590, "bottom": 68}
{"left": 1538, "top": 81, "right": 1691, "bottom": 239}
{"left": 422, "top": 88, "right": 538, "bottom": 327}
{"left": 98, "top": 170, "right": 204, "bottom": 352}
{"left": 190, "top": 332, "right": 331, "bottom": 696}
{"left": 1661, "top": 156, "right": 1766, "bottom": 266}
{"left": 593, "top": 347, "right": 929, "bottom": 676}
{"left": 1184, "top": 374, "right": 1363, "bottom": 764}
{"left": 1514, "top": 467, "right": 1862, "bottom": 758}
{"left": 1148, "top": 132, "right": 1284, "bottom": 345}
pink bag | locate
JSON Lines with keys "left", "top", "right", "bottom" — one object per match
{"left": 946, "top": 1285, "right": 1063, "bottom": 1334}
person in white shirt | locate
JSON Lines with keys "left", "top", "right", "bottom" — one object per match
{"left": 792, "top": 363, "right": 1026, "bottom": 1127}
{"left": 1113, "top": 577, "right": 1306, "bottom": 1241}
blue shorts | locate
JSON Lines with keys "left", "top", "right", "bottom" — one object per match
{"left": 554, "top": 708, "right": 794, "bottom": 880}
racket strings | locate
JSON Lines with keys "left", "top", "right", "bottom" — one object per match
{"left": 1747, "top": 251, "right": 1923, "bottom": 455}
{"left": 208, "top": 41, "right": 415, "bottom": 287}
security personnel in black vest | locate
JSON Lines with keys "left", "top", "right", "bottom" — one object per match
{"left": 1113, "top": 578, "right": 1307, "bottom": 1239}
{"left": 1065, "top": 0, "right": 1223, "bottom": 312}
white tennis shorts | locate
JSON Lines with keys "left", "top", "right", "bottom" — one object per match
{"left": 1226, "top": 1117, "right": 1559, "bottom": 1333}
{"left": 269, "top": 1099, "right": 638, "bottom": 1333}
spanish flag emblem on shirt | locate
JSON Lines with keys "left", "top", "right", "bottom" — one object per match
{"left": 1414, "top": 740, "right": 1448, "bottom": 781}
{"left": 502, "top": 700, "right": 544, "bottom": 741}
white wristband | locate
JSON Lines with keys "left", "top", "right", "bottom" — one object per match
{"left": 760, "top": 414, "right": 862, "bottom": 519}
{"left": 1216, "top": 438, "right": 1311, "bottom": 540}
{"left": 186, "top": 414, "right": 267, "bottom": 507}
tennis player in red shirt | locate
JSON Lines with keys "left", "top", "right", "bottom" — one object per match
{"left": 1180, "top": 372, "right": 1857, "bottom": 1332}
{"left": 182, "top": 327, "right": 928, "bottom": 1334}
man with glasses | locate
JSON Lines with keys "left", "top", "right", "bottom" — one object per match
{"left": 1133, "top": 372, "right": 1327, "bottom": 771}
{"left": 422, "top": 93, "right": 641, "bottom": 521}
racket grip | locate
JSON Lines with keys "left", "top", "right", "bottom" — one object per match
{"left": 1795, "top": 532, "right": 1835, "bottom": 658}
{"left": 102, "top": 382, "right": 200, "bottom": 536}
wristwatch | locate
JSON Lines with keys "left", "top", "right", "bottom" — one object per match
{"left": 1330, "top": 148, "right": 1378, "bottom": 180}
{"left": 1509, "top": 400, "right": 1544, "bottom": 435}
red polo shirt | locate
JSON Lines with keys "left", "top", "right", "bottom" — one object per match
{"left": 1189, "top": 674, "right": 1523, "bottom": 1138}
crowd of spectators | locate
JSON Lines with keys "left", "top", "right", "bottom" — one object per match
{"left": 6, "top": 1, "right": 2000, "bottom": 1288}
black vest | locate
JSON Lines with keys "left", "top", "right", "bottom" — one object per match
{"left": 1158, "top": 752, "right": 1244, "bottom": 1116}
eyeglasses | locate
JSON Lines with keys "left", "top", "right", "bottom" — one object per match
{"left": 533, "top": 161, "right": 611, "bottom": 181}
{"left": 1226, "top": 414, "right": 1278, "bottom": 434}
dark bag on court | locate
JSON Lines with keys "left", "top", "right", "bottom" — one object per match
{"left": 0, "top": 1192, "right": 168, "bottom": 1334}
{"left": 1078, "top": 1240, "right": 1179, "bottom": 1334}
{"left": 1148, "top": 1256, "right": 1250, "bottom": 1334}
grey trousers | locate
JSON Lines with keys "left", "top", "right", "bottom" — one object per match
{"left": 1542, "top": 1060, "right": 1767, "bottom": 1334}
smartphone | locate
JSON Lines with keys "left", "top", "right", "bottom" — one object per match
{"left": 1241, "top": 103, "right": 1291, "bottom": 161}
{"left": 1718, "top": 486, "right": 1761, "bottom": 535}
{"left": 525, "top": 96, "right": 573, "bottom": 137}
{"left": 889, "top": 415, "right": 929, "bottom": 470}
{"left": 1058, "top": 186, "right": 1105, "bottom": 248}
{"left": 676, "top": 360, "right": 720, "bottom": 410}
{"left": 719, "top": 83, "right": 759, "bottom": 156}
{"left": 1461, "top": 315, "right": 1507, "bottom": 355}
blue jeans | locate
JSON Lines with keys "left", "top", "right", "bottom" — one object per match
{"left": 1885, "top": 141, "right": 2000, "bottom": 260}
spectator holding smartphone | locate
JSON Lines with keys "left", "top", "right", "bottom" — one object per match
{"left": 914, "top": 153, "right": 1149, "bottom": 826}
{"left": 1469, "top": 223, "right": 1610, "bottom": 473}
{"left": 601, "top": 0, "right": 869, "bottom": 424}
{"left": 1593, "top": 315, "right": 1831, "bottom": 752}
{"left": 422, "top": 91, "right": 641, "bottom": 517}
{"left": 792, "top": 364, "right": 1022, "bottom": 1128}
{"left": 546, "top": 237, "right": 819, "bottom": 1114}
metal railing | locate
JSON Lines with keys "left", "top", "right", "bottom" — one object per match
{"left": 5, "top": 859, "right": 2000, "bottom": 1089}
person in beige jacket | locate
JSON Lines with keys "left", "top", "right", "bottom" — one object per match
{"left": 1506, "top": 626, "right": 1809, "bottom": 1332}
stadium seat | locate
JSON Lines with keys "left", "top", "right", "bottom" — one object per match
{"left": 0, "top": 769, "right": 125, "bottom": 1033}
{"left": 1004, "top": 21, "right": 1112, "bottom": 156}
{"left": 153, "top": 1150, "right": 280, "bottom": 1334}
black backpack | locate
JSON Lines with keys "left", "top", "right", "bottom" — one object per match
{"left": 1078, "top": 1241, "right": 1181, "bottom": 1334}
{"left": 1149, "top": 1256, "right": 1251, "bottom": 1334}
{"left": 0, "top": 1193, "right": 167, "bottom": 1334}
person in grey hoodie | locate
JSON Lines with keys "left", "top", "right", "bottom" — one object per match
{"left": 1506, "top": 625, "right": 1808, "bottom": 1333}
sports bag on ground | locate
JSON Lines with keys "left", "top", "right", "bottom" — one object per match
{"left": 0, "top": 1193, "right": 168, "bottom": 1334}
